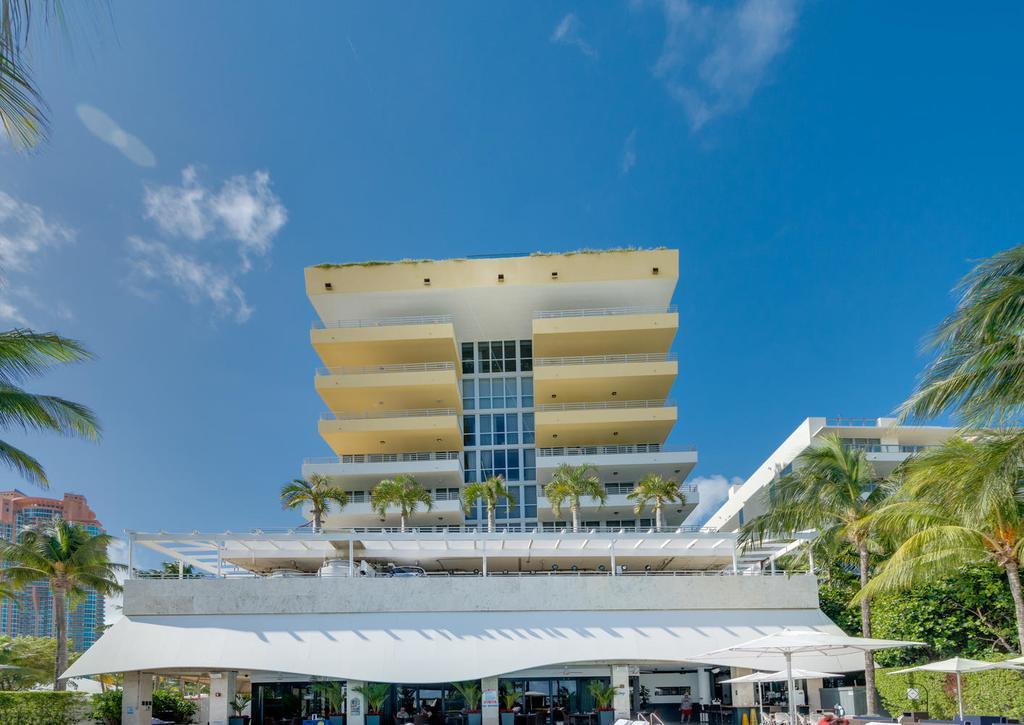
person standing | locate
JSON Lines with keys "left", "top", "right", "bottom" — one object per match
{"left": 680, "top": 693, "right": 693, "bottom": 723}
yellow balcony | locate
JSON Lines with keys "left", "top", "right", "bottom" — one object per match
{"left": 535, "top": 399, "right": 677, "bottom": 447}
{"left": 532, "top": 306, "right": 678, "bottom": 357}
{"left": 533, "top": 353, "right": 677, "bottom": 404}
{"left": 315, "top": 362, "right": 461, "bottom": 413}
{"left": 311, "top": 315, "right": 459, "bottom": 367}
{"left": 318, "top": 408, "right": 463, "bottom": 456}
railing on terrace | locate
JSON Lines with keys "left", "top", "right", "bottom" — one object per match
{"left": 316, "top": 361, "right": 456, "bottom": 376}
{"left": 342, "top": 491, "right": 461, "bottom": 504}
{"left": 534, "top": 353, "right": 677, "bottom": 367}
{"left": 825, "top": 417, "right": 881, "bottom": 427}
{"left": 135, "top": 568, "right": 798, "bottom": 580}
{"left": 320, "top": 408, "right": 459, "bottom": 421}
{"left": 535, "top": 305, "right": 677, "bottom": 319}
{"left": 536, "top": 399, "right": 674, "bottom": 412}
{"left": 537, "top": 443, "right": 696, "bottom": 456}
{"left": 313, "top": 314, "right": 454, "bottom": 330}
{"left": 305, "top": 451, "right": 462, "bottom": 465}
{"left": 845, "top": 443, "right": 937, "bottom": 454}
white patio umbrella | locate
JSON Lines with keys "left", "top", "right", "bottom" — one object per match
{"left": 722, "top": 670, "right": 842, "bottom": 720}
{"left": 697, "top": 629, "right": 923, "bottom": 725}
{"left": 889, "top": 656, "right": 1024, "bottom": 722}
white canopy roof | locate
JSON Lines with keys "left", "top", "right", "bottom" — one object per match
{"left": 890, "top": 657, "right": 1024, "bottom": 674}
{"left": 66, "top": 609, "right": 864, "bottom": 682}
{"left": 721, "top": 669, "right": 841, "bottom": 683}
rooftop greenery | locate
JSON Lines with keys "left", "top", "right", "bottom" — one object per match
{"left": 311, "top": 246, "right": 669, "bottom": 269}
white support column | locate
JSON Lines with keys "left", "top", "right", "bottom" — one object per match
{"left": 482, "top": 675, "right": 500, "bottom": 725}
{"left": 122, "top": 671, "right": 154, "bottom": 725}
{"left": 483, "top": 539, "right": 488, "bottom": 577}
{"left": 730, "top": 667, "right": 756, "bottom": 707}
{"left": 808, "top": 546, "right": 815, "bottom": 575}
{"left": 611, "top": 664, "right": 631, "bottom": 719}
{"left": 348, "top": 680, "right": 367, "bottom": 725}
{"left": 177, "top": 560, "right": 184, "bottom": 579}
{"left": 209, "top": 671, "right": 237, "bottom": 725}
{"left": 697, "top": 667, "right": 711, "bottom": 708}
{"left": 610, "top": 540, "right": 617, "bottom": 576}
{"left": 731, "top": 546, "right": 738, "bottom": 573}
{"left": 806, "top": 678, "right": 824, "bottom": 712}
{"left": 127, "top": 534, "right": 135, "bottom": 580}
{"left": 349, "top": 537, "right": 355, "bottom": 577}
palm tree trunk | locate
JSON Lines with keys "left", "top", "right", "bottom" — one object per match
{"left": 857, "top": 542, "right": 877, "bottom": 714}
{"left": 655, "top": 501, "right": 663, "bottom": 530}
{"left": 400, "top": 512, "right": 407, "bottom": 533}
{"left": 53, "top": 586, "right": 67, "bottom": 691}
{"left": 571, "top": 504, "right": 580, "bottom": 533}
{"left": 488, "top": 503, "right": 495, "bottom": 533}
{"left": 313, "top": 509, "right": 322, "bottom": 533}
{"left": 1003, "top": 561, "right": 1024, "bottom": 654}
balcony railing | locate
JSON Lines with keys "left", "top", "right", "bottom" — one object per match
{"left": 136, "top": 568, "right": 795, "bottom": 580}
{"left": 846, "top": 443, "right": 938, "bottom": 454}
{"left": 320, "top": 408, "right": 459, "bottom": 421}
{"left": 535, "top": 305, "right": 677, "bottom": 319}
{"left": 304, "top": 451, "right": 462, "bottom": 465}
{"left": 316, "top": 361, "right": 456, "bottom": 376}
{"left": 313, "top": 314, "right": 454, "bottom": 330}
{"left": 343, "top": 491, "right": 462, "bottom": 504}
{"left": 537, "top": 443, "right": 696, "bottom": 456}
{"left": 534, "top": 353, "right": 677, "bottom": 367}
{"left": 825, "top": 417, "right": 880, "bottom": 427}
{"left": 536, "top": 399, "right": 675, "bottom": 412}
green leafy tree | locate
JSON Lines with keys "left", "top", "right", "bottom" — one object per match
{"left": 861, "top": 434, "right": 1024, "bottom": 654}
{"left": 280, "top": 473, "right": 349, "bottom": 533}
{"left": 0, "top": 636, "right": 78, "bottom": 690}
{"left": 461, "top": 475, "right": 516, "bottom": 533}
{"left": 0, "top": 330, "right": 100, "bottom": 487}
{"left": 740, "top": 434, "right": 889, "bottom": 714}
{"left": 354, "top": 683, "right": 391, "bottom": 714}
{"left": 152, "top": 688, "right": 198, "bottom": 723}
{"left": 0, "top": 520, "right": 122, "bottom": 690}
{"left": 626, "top": 473, "right": 687, "bottom": 530}
{"left": 91, "top": 689, "right": 122, "bottom": 725}
{"left": 370, "top": 475, "right": 431, "bottom": 532}
{"left": 452, "top": 681, "right": 482, "bottom": 711}
{"left": 544, "top": 463, "right": 604, "bottom": 532}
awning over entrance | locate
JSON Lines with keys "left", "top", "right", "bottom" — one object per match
{"left": 65, "top": 608, "right": 864, "bottom": 682}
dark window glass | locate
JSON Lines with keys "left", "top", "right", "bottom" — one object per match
{"left": 461, "top": 342, "right": 475, "bottom": 374}
{"left": 463, "top": 415, "right": 476, "bottom": 446}
{"left": 520, "top": 340, "right": 533, "bottom": 371}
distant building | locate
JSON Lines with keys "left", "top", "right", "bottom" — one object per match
{"left": 0, "top": 490, "right": 106, "bottom": 651}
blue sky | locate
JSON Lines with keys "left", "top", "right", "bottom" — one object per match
{"left": 1, "top": 1, "right": 1022, "bottom": 555}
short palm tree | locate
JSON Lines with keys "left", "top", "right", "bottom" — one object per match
{"left": 462, "top": 475, "right": 516, "bottom": 533}
{"left": 626, "top": 473, "right": 687, "bottom": 530}
{"left": 739, "top": 434, "right": 888, "bottom": 715}
{"left": 544, "top": 463, "right": 604, "bottom": 533}
{"left": 370, "top": 475, "right": 432, "bottom": 532}
{"left": 280, "top": 473, "right": 348, "bottom": 533}
{"left": 0, "top": 330, "right": 100, "bottom": 486}
{"left": 0, "top": 519, "right": 123, "bottom": 690}
{"left": 860, "top": 433, "right": 1024, "bottom": 654}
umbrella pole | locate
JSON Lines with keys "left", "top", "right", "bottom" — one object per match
{"left": 786, "top": 652, "right": 796, "bottom": 725}
{"left": 956, "top": 671, "right": 964, "bottom": 723}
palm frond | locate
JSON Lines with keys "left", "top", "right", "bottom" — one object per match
{"left": 0, "top": 388, "right": 101, "bottom": 439}
{"left": 0, "top": 331, "right": 93, "bottom": 385}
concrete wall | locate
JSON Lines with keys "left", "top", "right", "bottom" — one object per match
{"left": 124, "top": 573, "right": 818, "bottom": 616}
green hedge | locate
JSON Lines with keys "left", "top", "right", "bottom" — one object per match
{"left": 0, "top": 691, "right": 92, "bottom": 725}
{"left": 878, "top": 663, "right": 1024, "bottom": 720}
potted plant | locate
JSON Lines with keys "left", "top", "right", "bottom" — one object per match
{"left": 315, "top": 682, "right": 348, "bottom": 725}
{"left": 500, "top": 685, "right": 523, "bottom": 725}
{"left": 587, "top": 681, "right": 616, "bottom": 725}
{"left": 453, "top": 681, "right": 483, "bottom": 725}
{"left": 355, "top": 683, "right": 391, "bottom": 725}
{"left": 229, "top": 692, "right": 251, "bottom": 725}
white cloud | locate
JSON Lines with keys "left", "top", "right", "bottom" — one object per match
{"left": 75, "top": 103, "right": 157, "bottom": 168}
{"left": 551, "top": 13, "right": 598, "bottom": 59}
{"left": 621, "top": 129, "right": 638, "bottom": 174}
{"left": 647, "top": 0, "right": 799, "bottom": 130}
{"left": 126, "top": 237, "right": 253, "bottom": 323}
{"left": 143, "top": 166, "right": 211, "bottom": 241}
{"left": 686, "top": 473, "right": 743, "bottom": 525}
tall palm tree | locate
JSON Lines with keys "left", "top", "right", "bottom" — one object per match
{"left": 0, "top": 330, "right": 100, "bottom": 486}
{"left": 739, "top": 434, "right": 889, "bottom": 715}
{"left": 860, "top": 433, "right": 1024, "bottom": 654}
{"left": 370, "top": 475, "right": 432, "bottom": 532}
{"left": 626, "top": 473, "right": 687, "bottom": 530}
{"left": 544, "top": 463, "right": 604, "bottom": 533}
{"left": 280, "top": 473, "right": 348, "bottom": 533}
{"left": 0, "top": 519, "right": 123, "bottom": 690}
{"left": 461, "top": 475, "right": 516, "bottom": 533}
{"left": 900, "top": 245, "right": 1024, "bottom": 426}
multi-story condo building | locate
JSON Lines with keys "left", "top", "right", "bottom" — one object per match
{"left": 703, "top": 417, "right": 956, "bottom": 533}
{"left": 66, "top": 251, "right": 865, "bottom": 725}
{"left": 0, "top": 490, "right": 106, "bottom": 651}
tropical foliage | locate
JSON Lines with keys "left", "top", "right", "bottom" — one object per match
{"left": 0, "top": 520, "right": 123, "bottom": 690}
{"left": 371, "top": 475, "right": 432, "bottom": 531}
{"left": 586, "top": 680, "right": 616, "bottom": 710}
{"left": 626, "top": 473, "right": 686, "bottom": 529}
{"left": 0, "top": 690, "right": 91, "bottom": 724}
{"left": 452, "top": 680, "right": 482, "bottom": 711}
{"left": 355, "top": 683, "right": 391, "bottom": 714}
{"left": 280, "top": 473, "right": 348, "bottom": 532}
{"left": 314, "top": 681, "right": 346, "bottom": 715}
{"left": 544, "top": 463, "right": 604, "bottom": 532}
{"left": 152, "top": 687, "right": 199, "bottom": 723}
{"left": 462, "top": 475, "right": 516, "bottom": 532}
{"left": 91, "top": 689, "right": 123, "bottom": 724}
{"left": 0, "top": 636, "right": 78, "bottom": 690}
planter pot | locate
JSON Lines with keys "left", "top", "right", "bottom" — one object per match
{"left": 597, "top": 711, "right": 614, "bottom": 725}
{"left": 466, "top": 712, "right": 482, "bottom": 725}
{"left": 229, "top": 718, "right": 245, "bottom": 725}
{"left": 329, "top": 717, "right": 345, "bottom": 725}
{"left": 367, "top": 714, "right": 382, "bottom": 725}
{"left": 501, "top": 712, "right": 516, "bottom": 725}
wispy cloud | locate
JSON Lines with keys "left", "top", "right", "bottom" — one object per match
{"left": 551, "top": 13, "right": 598, "bottom": 59}
{"left": 686, "top": 473, "right": 743, "bottom": 525}
{"left": 646, "top": 0, "right": 799, "bottom": 130}
{"left": 621, "top": 129, "right": 638, "bottom": 174}
{"left": 75, "top": 103, "right": 156, "bottom": 167}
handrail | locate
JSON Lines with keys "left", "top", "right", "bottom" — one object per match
{"left": 537, "top": 444, "right": 696, "bottom": 456}
{"left": 845, "top": 443, "right": 938, "bottom": 453}
{"left": 534, "top": 353, "right": 677, "bottom": 367}
{"left": 536, "top": 399, "right": 674, "bottom": 412}
{"left": 313, "top": 314, "right": 453, "bottom": 329}
{"left": 304, "top": 451, "right": 462, "bottom": 465}
{"left": 135, "top": 569, "right": 799, "bottom": 580}
{"left": 320, "top": 408, "right": 458, "bottom": 421}
{"left": 317, "top": 361, "right": 456, "bottom": 376}
{"left": 825, "top": 417, "right": 880, "bottom": 427}
{"left": 535, "top": 305, "right": 677, "bottom": 319}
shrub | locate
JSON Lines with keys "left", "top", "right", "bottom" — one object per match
{"left": 0, "top": 691, "right": 92, "bottom": 725}
{"left": 152, "top": 687, "right": 198, "bottom": 723}
{"left": 877, "top": 663, "right": 1024, "bottom": 720}
{"left": 92, "top": 689, "right": 123, "bottom": 724}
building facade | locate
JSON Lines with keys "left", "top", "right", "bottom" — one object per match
{"left": 0, "top": 490, "right": 106, "bottom": 651}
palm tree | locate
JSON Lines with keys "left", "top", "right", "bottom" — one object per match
{"left": 370, "top": 475, "right": 432, "bottom": 532}
{"left": 626, "top": 473, "right": 687, "bottom": 530}
{"left": 860, "top": 433, "right": 1024, "bottom": 654}
{"left": 280, "top": 473, "right": 348, "bottom": 533}
{"left": 544, "top": 463, "right": 604, "bottom": 533}
{"left": 0, "top": 518, "right": 123, "bottom": 690}
{"left": 899, "top": 245, "right": 1024, "bottom": 426}
{"left": 461, "top": 475, "right": 516, "bottom": 533}
{"left": 739, "top": 434, "right": 889, "bottom": 715}
{"left": 0, "top": 330, "right": 100, "bottom": 486}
